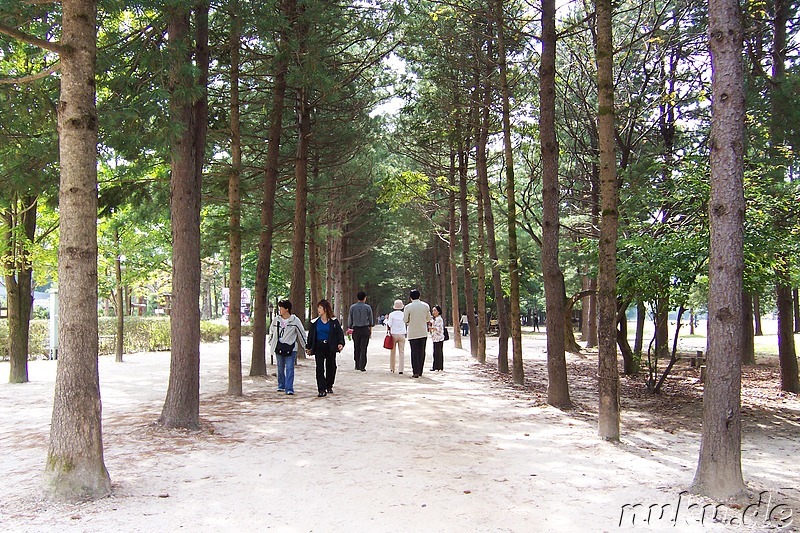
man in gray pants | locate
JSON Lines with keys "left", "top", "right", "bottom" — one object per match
{"left": 348, "top": 291, "right": 373, "bottom": 371}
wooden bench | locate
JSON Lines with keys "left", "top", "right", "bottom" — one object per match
{"left": 685, "top": 350, "right": 706, "bottom": 368}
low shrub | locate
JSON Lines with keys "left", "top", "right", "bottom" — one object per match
{"left": 0, "top": 317, "right": 227, "bottom": 359}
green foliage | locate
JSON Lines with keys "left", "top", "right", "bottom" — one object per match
{"left": 0, "top": 317, "right": 227, "bottom": 360}
{"left": 0, "top": 319, "right": 48, "bottom": 360}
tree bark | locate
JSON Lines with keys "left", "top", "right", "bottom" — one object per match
{"left": 768, "top": 0, "right": 798, "bottom": 393}
{"left": 250, "top": 1, "right": 291, "bottom": 375}
{"left": 616, "top": 299, "right": 638, "bottom": 375}
{"left": 309, "top": 222, "right": 323, "bottom": 315}
{"left": 114, "top": 228, "right": 124, "bottom": 363}
{"left": 44, "top": 0, "right": 111, "bottom": 501}
{"left": 692, "top": 0, "right": 746, "bottom": 498}
{"left": 289, "top": 87, "right": 310, "bottom": 328}
{"left": 776, "top": 281, "right": 799, "bottom": 392}
{"left": 227, "top": 0, "right": 243, "bottom": 397}
{"left": 539, "top": 0, "right": 570, "bottom": 405}
{"left": 447, "top": 149, "right": 462, "bottom": 351}
{"left": 493, "top": 0, "right": 523, "bottom": 384}
{"left": 160, "top": 3, "right": 208, "bottom": 430}
{"left": 753, "top": 293, "right": 763, "bottom": 335}
{"left": 596, "top": 0, "right": 620, "bottom": 440}
{"left": 475, "top": 25, "right": 509, "bottom": 368}
{"left": 457, "top": 133, "right": 477, "bottom": 357}
{"left": 475, "top": 179, "right": 487, "bottom": 363}
{"left": 741, "top": 291, "right": 755, "bottom": 365}
{"left": 3, "top": 195, "right": 36, "bottom": 383}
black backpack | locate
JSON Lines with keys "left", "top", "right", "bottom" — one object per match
{"left": 443, "top": 327, "right": 449, "bottom": 341}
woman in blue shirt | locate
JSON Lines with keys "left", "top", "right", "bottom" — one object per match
{"left": 306, "top": 299, "right": 346, "bottom": 397}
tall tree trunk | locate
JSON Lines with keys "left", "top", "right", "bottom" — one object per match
{"left": 655, "top": 298, "right": 670, "bottom": 359}
{"left": 44, "top": 0, "right": 111, "bottom": 501}
{"left": 289, "top": 87, "right": 310, "bottom": 328}
{"left": 742, "top": 291, "right": 755, "bottom": 365}
{"left": 448, "top": 149, "right": 462, "bottom": 351}
{"left": 768, "top": 0, "right": 798, "bottom": 393}
{"left": 227, "top": 0, "right": 243, "bottom": 396}
{"left": 776, "top": 281, "right": 799, "bottom": 391}
{"left": 794, "top": 288, "right": 800, "bottom": 333}
{"left": 250, "top": 3, "right": 290, "bottom": 375}
{"left": 475, "top": 26, "right": 509, "bottom": 368}
{"left": 3, "top": 195, "right": 36, "bottom": 383}
{"left": 438, "top": 239, "right": 449, "bottom": 327}
{"left": 617, "top": 298, "right": 638, "bottom": 375}
{"left": 309, "top": 222, "right": 322, "bottom": 315}
{"left": 596, "top": 0, "right": 620, "bottom": 440}
{"left": 475, "top": 178, "right": 487, "bottom": 363}
{"left": 753, "top": 293, "right": 763, "bottom": 335}
{"left": 582, "top": 275, "right": 598, "bottom": 348}
{"left": 114, "top": 227, "right": 124, "bottom": 363}
{"left": 692, "top": 0, "right": 746, "bottom": 498}
{"left": 634, "top": 300, "right": 646, "bottom": 355}
{"left": 457, "top": 133, "right": 478, "bottom": 357}
{"left": 494, "top": 0, "right": 523, "bottom": 384}
{"left": 540, "top": 0, "right": 569, "bottom": 405}
{"left": 470, "top": 59, "right": 486, "bottom": 363}
{"left": 160, "top": 3, "right": 208, "bottom": 429}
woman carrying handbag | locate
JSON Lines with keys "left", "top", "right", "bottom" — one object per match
{"left": 384, "top": 299, "right": 407, "bottom": 374}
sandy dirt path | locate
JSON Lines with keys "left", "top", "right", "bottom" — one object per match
{"left": 1, "top": 327, "right": 796, "bottom": 532}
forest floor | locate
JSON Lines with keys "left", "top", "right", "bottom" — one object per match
{"left": 0, "top": 326, "right": 798, "bottom": 532}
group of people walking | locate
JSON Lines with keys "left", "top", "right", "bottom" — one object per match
{"left": 268, "top": 289, "right": 447, "bottom": 396}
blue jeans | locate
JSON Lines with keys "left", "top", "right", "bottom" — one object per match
{"left": 277, "top": 351, "right": 297, "bottom": 393}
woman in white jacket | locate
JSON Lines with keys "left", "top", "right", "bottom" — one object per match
{"left": 385, "top": 299, "right": 407, "bottom": 374}
{"left": 269, "top": 299, "right": 307, "bottom": 395}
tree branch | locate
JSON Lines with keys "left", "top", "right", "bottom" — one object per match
{"left": 0, "top": 23, "right": 65, "bottom": 54}
{"left": 0, "top": 61, "right": 61, "bottom": 85}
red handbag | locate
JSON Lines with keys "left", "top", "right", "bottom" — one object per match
{"left": 383, "top": 333, "right": 394, "bottom": 349}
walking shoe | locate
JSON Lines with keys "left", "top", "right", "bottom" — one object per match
{"left": 286, "top": 391, "right": 294, "bottom": 395}
{"left": 398, "top": 372, "right": 403, "bottom": 374}
{"left": 326, "top": 389, "right": 333, "bottom": 394}
{"left": 277, "top": 388, "right": 285, "bottom": 392}
{"left": 317, "top": 391, "right": 327, "bottom": 397}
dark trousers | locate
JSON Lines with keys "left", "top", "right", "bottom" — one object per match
{"left": 352, "top": 326, "right": 371, "bottom": 370}
{"left": 409, "top": 337, "right": 427, "bottom": 376}
{"left": 432, "top": 341, "right": 444, "bottom": 370}
{"left": 315, "top": 347, "right": 337, "bottom": 392}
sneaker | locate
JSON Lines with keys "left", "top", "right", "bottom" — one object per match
{"left": 286, "top": 391, "right": 294, "bottom": 395}
{"left": 277, "top": 388, "right": 285, "bottom": 392}
{"left": 398, "top": 372, "right": 403, "bottom": 375}
{"left": 326, "top": 389, "right": 333, "bottom": 394}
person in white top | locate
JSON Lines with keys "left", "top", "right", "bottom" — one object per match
{"left": 385, "top": 299, "right": 407, "bottom": 374}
